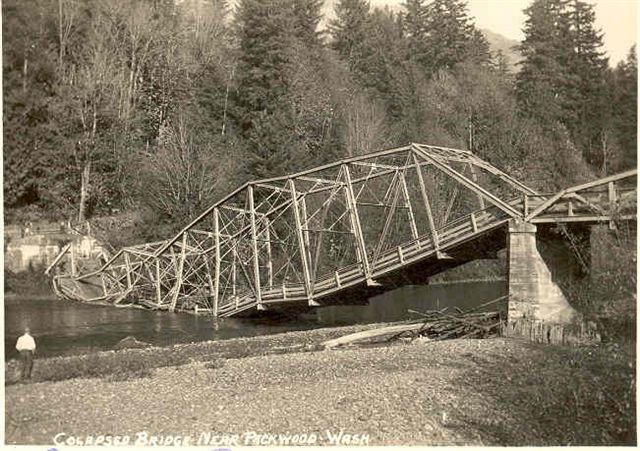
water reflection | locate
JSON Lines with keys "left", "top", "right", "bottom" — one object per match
{"left": 5, "top": 281, "right": 505, "bottom": 360}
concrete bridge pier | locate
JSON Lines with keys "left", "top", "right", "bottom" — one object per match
{"left": 507, "top": 220, "right": 579, "bottom": 325}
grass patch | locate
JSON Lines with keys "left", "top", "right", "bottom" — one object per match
{"left": 455, "top": 341, "right": 636, "bottom": 445}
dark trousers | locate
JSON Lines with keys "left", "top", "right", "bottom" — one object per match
{"left": 19, "top": 350, "right": 34, "bottom": 379}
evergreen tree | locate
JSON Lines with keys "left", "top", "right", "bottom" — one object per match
{"left": 565, "top": 0, "right": 610, "bottom": 165}
{"left": 611, "top": 45, "right": 637, "bottom": 169}
{"left": 235, "top": 0, "right": 292, "bottom": 115}
{"left": 292, "top": 0, "right": 324, "bottom": 46}
{"left": 517, "top": 0, "right": 612, "bottom": 167}
{"left": 420, "top": 0, "right": 490, "bottom": 73}
{"left": 466, "top": 28, "right": 492, "bottom": 64}
{"left": 360, "top": 8, "right": 411, "bottom": 120}
{"left": 516, "top": 0, "right": 573, "bottom": 124}
{"left": 328, "top": 0, "right": 371, "bottom": 74}
{"left": 234, "top": 0, "right": 328, "bottom": 178}
{"left": 402, "top": 0, "right": 428, "bottom": 67}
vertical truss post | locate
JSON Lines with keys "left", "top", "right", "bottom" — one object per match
{"left": 412, "top": 151, "right": 440, "bottom": 253}
{"left": 70, "top": 244, "right": 77, "bottom": 276}
{"left": 263, "top": 216, "right": 273, "bottom": 288}
{"left": 300, "top": 195, "right": 312, "bottom": 255}
{"left": 100, "top": 273, "right": 107, "bottom": 297}
{"left": 608, "top": 181, "right": 617, "bottom": 229}
{"left": 311, "top": 190, "right": 334, "bottom": 279}
{"left": 470, "top": 212, "right": 478, "bottom": 233}
{"left": 289, "top": 179, "right": 316, "bottom": 305}
{"left": 213, "top": 208, "right": 221, "bottom": 316}
{"left": 399, "top": 172, "right": 419, "bottom": 241}
{"left": 231, "top": 242, "right": 237, "bottom": 297}
{"left": 155, "top": 258, "right": 162, "bottom": 306}
{"left": 374, "top": 172, "right": 403, "bottom": 262}
{"left": 342, "top": 163, "right": 373, "bottom": 283}
{"left": 123, "top": 252, "right": 133, "bottom": 289}
{"left": 169, "top": 234, "right": 187, "bottom": 312}
{"left": 248, "top": 185, "right": 263, "bottom": 309}
{"left": 203, "top": 255, "right": 216, "bottom": 311}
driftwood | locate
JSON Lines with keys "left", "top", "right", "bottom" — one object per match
{"left": 322, "top": 295, "right": 507, "bottom": 349}
{"left": 322, "top": 322, "right": 425, "bottom": 349}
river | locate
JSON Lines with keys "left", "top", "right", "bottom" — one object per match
{"left": 4, "top": 280, "right": 506, "bottom": 360}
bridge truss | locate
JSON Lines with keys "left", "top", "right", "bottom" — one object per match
{"left": 49, "top": 143, "right": 637, "bottom": 316}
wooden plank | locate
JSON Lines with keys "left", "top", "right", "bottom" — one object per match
{"left": 322, "top": 322, "right": 424, "bottom": 349}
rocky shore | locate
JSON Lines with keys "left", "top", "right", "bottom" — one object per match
{"left": 5, "top": 328, "right": 635, "bottom": 446}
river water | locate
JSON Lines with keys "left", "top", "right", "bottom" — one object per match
{"left": 4, "top": 280, "right": 506, "bottom": 360}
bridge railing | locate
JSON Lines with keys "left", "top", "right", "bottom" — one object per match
{"left": 524, "top": 169, "right": 637, "bottom": 222}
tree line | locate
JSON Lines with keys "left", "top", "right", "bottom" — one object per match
{"left": 3, "top": 0, "right": 636, "bottom": 243}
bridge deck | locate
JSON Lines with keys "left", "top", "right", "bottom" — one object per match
{"left": 47, "top": 144, "right": 636, "bottom": 318}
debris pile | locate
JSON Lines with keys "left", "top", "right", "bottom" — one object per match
{"left": 322, "top": 295, "right": 507, "bottom": 349}
{"left": 402, "top": 309, "right": 502, "bottom": 342}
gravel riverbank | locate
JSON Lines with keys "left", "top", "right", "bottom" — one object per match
{"left": 4, "top": 323, "right": 388, "bottom": 384}
{"left": 5, "top": 334, "right": 635, "bottom": 446}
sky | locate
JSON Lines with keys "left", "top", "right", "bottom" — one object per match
{"left": 374, "top": 0, "right": 637, "bottom": 65}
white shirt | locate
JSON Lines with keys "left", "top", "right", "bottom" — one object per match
{"left": 16, "top": 333, "right": 36, "bottom": 352}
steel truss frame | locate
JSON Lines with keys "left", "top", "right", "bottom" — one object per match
{"left": 49, "top": 143, "right": 637, "bottom": 316}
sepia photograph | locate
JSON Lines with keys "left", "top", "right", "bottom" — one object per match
{"left": 3, "top": 0, "right": 637, "bottom": 446}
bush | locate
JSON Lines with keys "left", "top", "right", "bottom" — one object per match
{"left": 5, "top": 266, "right": 54, "bottom": 297}
{"left": 564, "top": 222, "right": 636, "bottom": 343}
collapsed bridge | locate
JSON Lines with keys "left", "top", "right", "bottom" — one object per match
{"left": 48, "top": 143, "right": 637, "bottom": 321}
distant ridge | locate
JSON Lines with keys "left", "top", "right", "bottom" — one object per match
{"left": 481, "top": 28, "right": 522, "bottom": 72}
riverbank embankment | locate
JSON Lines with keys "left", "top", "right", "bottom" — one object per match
{"left": 5, "top": 326, "right": 635, "bottom": 446}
